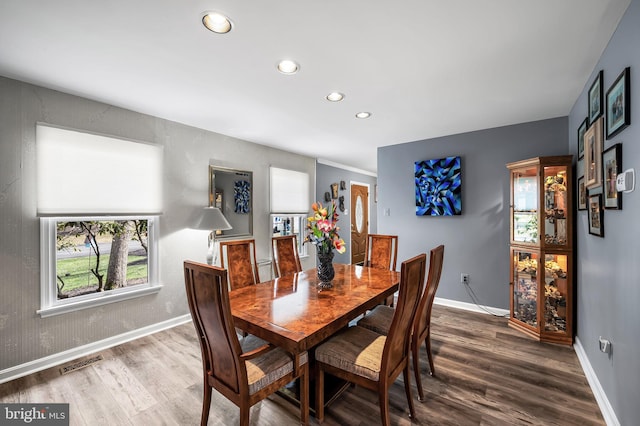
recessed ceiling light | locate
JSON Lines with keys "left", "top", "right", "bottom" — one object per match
{"left": 202, "top": 12, "right": 232, "bottom": 34}
{"left": 326, "top": 92, "right": 345, "bottom": 102}
{"left": 355, "top": 112, "right": 371, "bottom": 119}
{"left": 277, "top": 60, "right": 299, "bottom": 74}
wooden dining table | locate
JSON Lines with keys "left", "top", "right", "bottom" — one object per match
{"left": 228, "top": 263, "right": 400, "bottom": 355}
{"left": 229, "top": 263, "right": 400, "bottom": 410}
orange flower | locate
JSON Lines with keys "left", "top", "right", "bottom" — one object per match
{"left": 333, "top": 237, "right": 346, "bottom": 254}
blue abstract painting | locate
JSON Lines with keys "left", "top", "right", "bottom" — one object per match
{"left": 234, "top": 180, "right": 251, "bottom": 214}
{"left": 415, "top": 156, "right": 462, "bottom": 216}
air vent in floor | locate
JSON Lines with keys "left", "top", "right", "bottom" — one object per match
{"left": 59, "top": 354, "right": 103, "bottom": 375}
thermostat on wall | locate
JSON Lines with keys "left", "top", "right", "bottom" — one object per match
{"left": 616, "top": 168, "right": 635, "bottom": 193}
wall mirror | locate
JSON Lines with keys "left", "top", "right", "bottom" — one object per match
{"left": 209, "top": 165, "right": 253, "bottom": 237}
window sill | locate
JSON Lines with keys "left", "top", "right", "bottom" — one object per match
{"left": 37, "top": 285, "right": 163, "bottom": 318}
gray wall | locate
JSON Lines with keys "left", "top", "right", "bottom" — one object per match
{"left": 568, "top": 0, "right": 640, "bottom": 424}
{"left": 377, "top": 118, "right": 568, "bottom": 308}
{"left": 315, "top": 162, "right": 377, "bottom": 265}
{"left": 0, "top": 76, "right": 316, "bottom": 372}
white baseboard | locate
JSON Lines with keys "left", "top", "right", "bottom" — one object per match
{"left": 434, "top": 297, "right": 510, "bottom": 317}
{"left": 574, "top": 337, "right": 620, "bottom": 426}
{"left": 0, "top": 314, "right": 191, "bottom": 385}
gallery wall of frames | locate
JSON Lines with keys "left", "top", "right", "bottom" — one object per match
{"left": 577, "top": 66, "right": 631, "bottom": 238}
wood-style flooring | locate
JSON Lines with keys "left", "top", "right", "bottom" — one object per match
{"left": 0, "top": 305, "right": 605, "bottom": 425}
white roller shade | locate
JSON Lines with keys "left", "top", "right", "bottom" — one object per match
{"left": 270, "top": 167, "right": 309, "bottom": 213}
{"left": 36, "top": 124, "right": 163, "bottom": 215}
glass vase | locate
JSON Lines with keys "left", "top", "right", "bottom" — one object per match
{"left": 317, "top": 251, "right": 335, "bottom": 288}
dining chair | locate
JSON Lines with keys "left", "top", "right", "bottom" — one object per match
{"left": 364, "top": 234, "right": 398, "bottom": 270}
{"left": 272, "top": 235, "right": 302, "bottom": 278}
{"left": 357, "top": 244, "right": 445, "bottom": 401}
{"left": 219, "top": 239, "right": 260, "bottom": 290}
{"left": 364, "top": 234, "right": 399, "bottom": 306}
{"left": 314, "top": 253, "right": 426, "bottom": 425}
{"left": 183, "top": 261, "right": 309, "bottom": 426}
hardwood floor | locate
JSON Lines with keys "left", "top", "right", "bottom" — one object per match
{"left": 0, "top": 305, "right": 605, "bottom": 425}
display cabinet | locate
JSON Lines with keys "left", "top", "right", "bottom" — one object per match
{"left": 507, "top": 156, "right": 574, "bottom": 345}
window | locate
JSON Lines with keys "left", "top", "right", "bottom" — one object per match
{"left": 271, "top": 214, "right": 308, "bottom": 257}
{"left": 269, "top": 167, "right": 310, "bottom": 257}
{"left": 36, "top": 124, "right": 163, "bottom": 317}
{"left": 39, "top": 217, "right": 160, "bottom": 317}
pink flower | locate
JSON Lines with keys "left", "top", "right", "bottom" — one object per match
{"left": 317, "top": 220, "right": 333, "bottom": 233}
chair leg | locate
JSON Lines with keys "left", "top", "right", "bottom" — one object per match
{"left": 403, "top": 364, "right": 416, "bottom": 419}
{"left": 378, "top": 387, "right": 391, "bottom": 426}
{"left": 201, "top": 384, "right": 212, "bottom": 426}
{"left": 300, "top": 364, "right": 309, "bottom": 425}
{"left": 239, "top": 405, "right": 250, "bottom": 426}
{"left": 426, "top": 329, "right": 435, "bottom": 377}
{"left": 412, "top": 340, "right": 425, "bottom": 402}
{"left": 315, "top": 366, "right": 325, "bottom": 423}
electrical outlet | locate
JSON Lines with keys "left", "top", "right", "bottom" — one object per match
{"left": 461, "top": 273, "right": 469, "bottom": 284}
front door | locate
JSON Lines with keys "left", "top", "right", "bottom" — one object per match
{"left": 350, "top": 184, "right": 369, "bottom": 264}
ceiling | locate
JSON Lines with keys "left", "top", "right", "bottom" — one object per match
{"left": 0, "top": 1, "right": 631, "bottom": 174}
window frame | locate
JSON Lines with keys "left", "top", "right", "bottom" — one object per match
{"left": 38, "top": 215, "right": 161, "bottom": 318}
{"left": 271, "top": 214, "right": 309, "bottom": 258}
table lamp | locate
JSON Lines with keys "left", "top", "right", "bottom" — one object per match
{"left": 194, "top": 206, "right": 232, "bottom": 265}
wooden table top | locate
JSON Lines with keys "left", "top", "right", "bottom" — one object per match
{"left": 229, "top": 263, "right": 400, "bottom": 353}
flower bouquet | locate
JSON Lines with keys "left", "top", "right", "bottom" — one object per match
{"left": 306, "top": 201, "right": 346, "bottom": 287}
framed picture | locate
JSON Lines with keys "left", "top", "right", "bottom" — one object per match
{"left": 577, "top": 117, "right": 588, "bottom": 159}
{"left": 415, "top": 156, "right": 462, "bottom": 216}
{"left": 606, "top": 67, "right": 631, "bottom": 139}
{"left": 602, "top": 143, "right": 622, "bottom": 209}
{"left": 588, "top": 70, "right": 603, "bottom": 124}
{"left": 584, "top": 117, "right": 603, "bottom": 189}
{"left": 588, "top": 194, "right": 604, "bottom": 237}
{"left": 577, "top": 176, "right": 587, "bottom": 211}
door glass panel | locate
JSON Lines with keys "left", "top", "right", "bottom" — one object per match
{"left": 544, "top": 254, "right": 568, "bottom": 332}
{"left": 543, "top": 165, "right": 568, "bottom": 246}
{"left": 355, "top": 195, "right": 363, "bottom": 232}
{"left": 512, "top": 167, "right": 538, "bottom": 243}
{"left": 513, "top": 250, "right": 537, "bottom": 327}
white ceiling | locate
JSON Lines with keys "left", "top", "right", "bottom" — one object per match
{"left": 0, "top": 1, "right": 631, "bottom": 174}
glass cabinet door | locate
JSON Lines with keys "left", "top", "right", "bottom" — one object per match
{"left": 543, "top": 165, "right": 568, "bottom": 246}
{"left": 512, "top": 167, "right": 538, "bottom": 243}
{"left": 512, "top": 250, "right": 538, "bottom": 327}
{"left": 543, "top": 254, "right": 568, "bottom": 333}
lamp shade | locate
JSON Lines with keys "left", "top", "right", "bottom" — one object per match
{"left": 194, "top": 207, "right": 232, "bottom": 231}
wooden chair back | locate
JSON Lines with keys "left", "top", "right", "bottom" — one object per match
{"left": 414, "top": 245, "right": 445, "bottom": 341}
{"left": 183, "top": 261, "right": 244, "bottom": 398}
{"left": 381, "top": 253, "right": 425, "bottom": 382}
{"left": 219, "top": 239, "right": 260, "bottom": 290}
{"left": 272, "top": 235, "right": 302, "bottom": 278}
{"left": 364, "top": 234, "right": 398, "bottom": 271}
